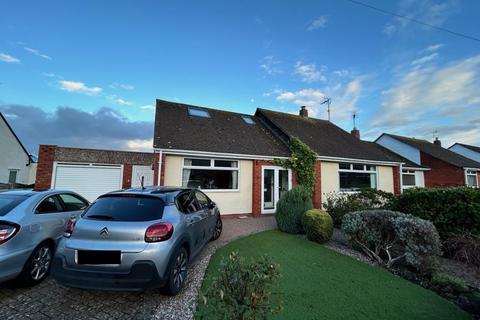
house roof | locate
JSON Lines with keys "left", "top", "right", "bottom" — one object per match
{"left": 0, "top": 112, "right": 33, "bottom": 162}
{"left": 379, "top": 134, "right": 480, "bottom": 169}
{"left": 450, "top": 143, "right": 480, "bottom": 154}
{"left": 256, "top": 108, "right": 405, "bottom": 164}
{"left": 153, "top": 100, "right": 290, "bottom": 157}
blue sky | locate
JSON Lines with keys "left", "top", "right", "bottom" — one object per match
{"left": 1, "top": 0, "right": 479, "bottom": 153}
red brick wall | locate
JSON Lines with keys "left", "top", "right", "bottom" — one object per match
{"left": 393, "top": 166, "right": 401, "bottom": 195}
{"left": 312, "top": 161, "right": 322, "bottom": 208}
{"left": 252, "top": 160, "right": 273, "bottom": 216}
{"left": 421, "top": 152, "right": 465, "bottom": 187}
{"left": 122, "top": 164, "right": 132, "bottom": 189}
{"left": 35, "top": 145, "right": 56, "bottom": 190}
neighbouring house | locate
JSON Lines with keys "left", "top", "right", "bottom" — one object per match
{"left": 376, "top": 134, "right": 480, "bottom": 188}
{"left": 449, "top": 143, "right": 480, "bottom": 163}
{"left": 152, "top": 99, "right": 417, "bottom": 216}
{"left": 35, "top": 145, "right": 155, "bottom": 201}
{"left": 0, "top": 112, "right": 37, "bottom": 187}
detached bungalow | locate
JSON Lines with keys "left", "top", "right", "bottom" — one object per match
{"left": 376, "top": 134, "right": 480, "bottom": 188}
{"left": 152, "top": 100, "right": 415, "bottom": 216}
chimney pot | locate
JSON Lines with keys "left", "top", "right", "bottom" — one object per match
{"left": 351, "top": 128, "right": 360, "bottom": 140}
{"left": 434, "top": 137, "right": 441, "bottom": 147}
{"left": 299, "top": 106, "right": 308, "bottom": 117}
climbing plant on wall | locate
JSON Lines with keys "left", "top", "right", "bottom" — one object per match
{"left": 274, "top": 137, "right": 317, "bottom": 195}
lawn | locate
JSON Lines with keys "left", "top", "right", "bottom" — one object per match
{"left": 198, "top": 230, "right": 470, "bottom": 320}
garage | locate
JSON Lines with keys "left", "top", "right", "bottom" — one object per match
{"left": 53, "top": 163, "right": 123, "bottom": 202}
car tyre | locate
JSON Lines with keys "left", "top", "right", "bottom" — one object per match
{"left": 16, "top": 242, "right": 53, "bottom": 287}
{"left": 211, "top": 218, "right": 222, "bottom": 241}
{"left": 163, "top": 246, "right": 188, "bottom": 296}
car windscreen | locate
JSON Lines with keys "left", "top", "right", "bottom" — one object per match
{"left": 83, "top": 195, "right": 165, "bottom": 221}
{"left": 0, "top": 195, "right": 29, "bottom": 216}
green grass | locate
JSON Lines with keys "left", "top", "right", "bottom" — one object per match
{"left": 198, "top": 230, "right": 470, "bottom": 320}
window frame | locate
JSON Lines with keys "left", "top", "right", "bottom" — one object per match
{"left": 58, "top": 193, "right": 90, "bottom": 212}
{"left": 337, "top": 162, "right": 378, "bottom": 193}
{"left": 34, "top": 195, "right": 65, "bottom": 214}
{"left": 8, "top": 169, "right": 19, "bottom": 184}
{"left": 175, "top": 190, "right": 202, "bottom": 214}
{"left": 401, "top": 169, "right": 417, "bottom": 189}
{"left": 182, "top": 158, "right": 240, "bottom": 192}
{"left": 465, "top": 169, "right": 478, "bottom": 187}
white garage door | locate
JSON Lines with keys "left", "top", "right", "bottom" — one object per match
{"left": 53, "top": 163, "right": 123, "bottom": 202}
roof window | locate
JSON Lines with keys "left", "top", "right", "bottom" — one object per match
{"left": 242, "top": 116, "right": 255, "bottom": 124}
{"left": 188, "top": 108, "right": 210, "bottom": 118}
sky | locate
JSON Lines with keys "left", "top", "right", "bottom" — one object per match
{"left": 1, "top": 0, "right": 479, "bottom": 154}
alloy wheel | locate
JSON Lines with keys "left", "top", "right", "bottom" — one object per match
{"left": 30, "top": 246, "right": 52, "bottom": 281}
{"left": 172, "top": 251, "right": 187, "bottom": 290}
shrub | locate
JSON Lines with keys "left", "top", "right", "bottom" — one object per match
{"left": 303, "top": 209, "right": 333, "bottom": 244}
{"left": 443, "top": 232, "right": 480, "bottom": 268}
{"left": 275, "top": 186, "right": 313, "bottom": 234}
{"left": 391, "top": 187, "right": 480, "bottom": 239}
{"left": 324, "top": 189, "right": 394, "bottom": 227}
{"left": 196, "top": 251, "right": 281, "bottom": 320}
{"left": 431, "top": 272, "right": 470, "bottom": 295}
{"left": 342, "top": 210, "right": 441, "bottom": 272}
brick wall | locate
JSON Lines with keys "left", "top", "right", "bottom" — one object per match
{"left": 312, "top": 160, "right": 322, "bottom": 208}
{"left": 393, "top": 166, "right": 401, "bottom": 195}
{"left": 122, "top": 164, "right": 132, "bottom": 189}
{"left": 35, "top": 145, "right": 56, "bottom": 190}
{"left": 252, "top": 160, "right": 273, "bottom": 216}
{"left": 421, "top": 152, "right": 465, "bottom": 187}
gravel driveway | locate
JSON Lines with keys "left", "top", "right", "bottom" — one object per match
{"left": 0, "top": 216, "right": 276, "bottom": 320}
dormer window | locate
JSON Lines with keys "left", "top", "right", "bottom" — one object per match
{"left": 188, "top": 108, "right": 210, "bottom": 118}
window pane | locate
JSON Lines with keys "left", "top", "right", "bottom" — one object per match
{"left": 339, "top": 163, "right": 350, "bottom": 170}
{"left": 279, "top": 170, "right": 289, "bottom": 200}
{"left": 184, "top": 158, "right": 211, "bottom": 167}
{"left": 214, "top": 160, "right": 238, "bottom": 168}
{"left": 8, "top": 170, "right": 17, "bottom": 183}
{"left": 36, "top": 196, "right": 63, "bottom": 214}
{"left": 188, "top": 108, "right": 210, "bottom": 118}
{"left": 242, "top": 116, "right": 255, "bottom": 124}
{"left": 339, "top": 172, "right": 376, "bottom": 191}
{"left": 84, "top": 196, "right": 165, "bottom": 221}
{"left": 263, "top": 169, "right": 275, "bottom": 210}
{"left": 0, "top": 195, "right": 28, "bottom": 216}
{"left": 366, "top": 165, "right": 376, "bottom": 171}
{"left": 402, "top": 174, "right": 416, "bottom": 186}
{"left": 182, "top": 169, "right": 238, "bottom": 189}
{"left": 59, "top": 194, "right": 89, "bottom": 211}
{"left": 352, "top": 164, "right": 364, "bottom": 170}
{"left": 195, "top": 191, "right": 210, "bottom": 208}
{"left": 467, "top": 175, "right": 478, "bottom": 187}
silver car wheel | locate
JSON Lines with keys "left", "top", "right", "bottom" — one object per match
{"left": 172, "top": 251, "right": 187, "bottom": 289}
{"left": 30, "top": 246, "right": 52, "bottom": 281}
{"left": 213, "top": 219, "right": 222, "bottom": 239}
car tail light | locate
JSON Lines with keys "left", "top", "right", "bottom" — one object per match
{"left": 0, "top": 222, "right": 20, "bottom": 245}
{"left": 145, "top": 223, "right": 174, "bottom": 242}
{"left": 64, "top": 218, "right": 76, "bottom": 238}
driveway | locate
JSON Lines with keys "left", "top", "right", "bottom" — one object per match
{"left": 0, "top": 216, "right": 276, "bottom": 320}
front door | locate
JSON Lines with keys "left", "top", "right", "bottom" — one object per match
{"left": 262, "top": 167, "right": 291, "bottom": 214}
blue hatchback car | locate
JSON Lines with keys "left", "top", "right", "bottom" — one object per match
{"left": 0, "top": 189, "right": 89, "bottom": 286}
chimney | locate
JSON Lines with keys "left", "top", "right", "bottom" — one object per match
{"left": 299, "top": 106, "right": 308, "bottom": 117}
{"left": 351, "top": 128, "right": 360, "bottom": 140}
{"left": 433, "top": 137, "right": 441, "bottom": 147}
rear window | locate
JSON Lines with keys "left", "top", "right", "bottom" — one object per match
{"left": 83, "top": 195, "right": 165, "bottom": 221}
{"left": 0, "top": 195, "right": 28, "bottom": 216}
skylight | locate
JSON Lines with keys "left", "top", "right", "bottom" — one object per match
{"left": 242, "top": 116, "right": 255, "bottom": 124}
{"left": 188, "top": 108, "right": 210, "bottom": 118}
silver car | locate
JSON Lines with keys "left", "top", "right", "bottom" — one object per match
{"left": 52, "top": 186, "right": 223, "bottom": 295}
{"left": 0, "top": 190, "right": 89, "bottom": 286}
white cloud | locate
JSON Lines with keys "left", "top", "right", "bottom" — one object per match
{"left": 370, "top": 55, "right": 480, "bottom": 145}
{"left": 383, "top": 0, "right": 458, "bottom": 37}
{"left": 110, "top": 82, "right": 135, "bottom": 90}
{"left": 24, "top": 47, "right": 52, "bottom": 60}
{"left": 333, "top": 69, "right": 351, "bottom": 77}
{"left": 294, "top": 62, "right": 326, "bottom": 83}
{"left": 259, "top": 56, "right": 282, "bottom": 75}
{"left": 140, "top": 104, "right": 155, "bottom": 110}
{"left": 127, "top": 139, "right": 153, "bottom": 151}
{"left": 59, "top": 80, "right": 102, "bottom": 95}
{"left": 411, "top": 52, "right": 438, "bottom": 66}
{"left": 115, "top": 98, "right": 133, "bottom": 106}
{"left": 307, "top": 16, "right": 328, "bottom": 31}
{"left": 424, "top": 43, "right": 444, "bottom": 52}
{"left": 0, "top": 53, "right": 20, "bottom": 63}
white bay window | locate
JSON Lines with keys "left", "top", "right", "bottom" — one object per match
{"left": 182, "top": 158, "right": 239, "bottom": 190}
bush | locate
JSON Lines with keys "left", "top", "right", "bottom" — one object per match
{"left": 431, "top": 272, "right": 470, "bottom": 295}
{"left": 196, "top": 251, "right": 281, "bottom": 320}
{"left": 443, "top": 232, "right": 480, "bottom": 268}
{"left": 323, "top": 189, "right": 394, "bottom": 227}
{"left": 391, "top": 187, "right": 480, "bottom": 239}
{"left": 275, "top": 186, "right": 313, "bottom": 234}
{"left": 342, "top": 210, "right": 441, "bottom": 272}
{"left": 303, "top": 209, "right": 333, "bottom": 244}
